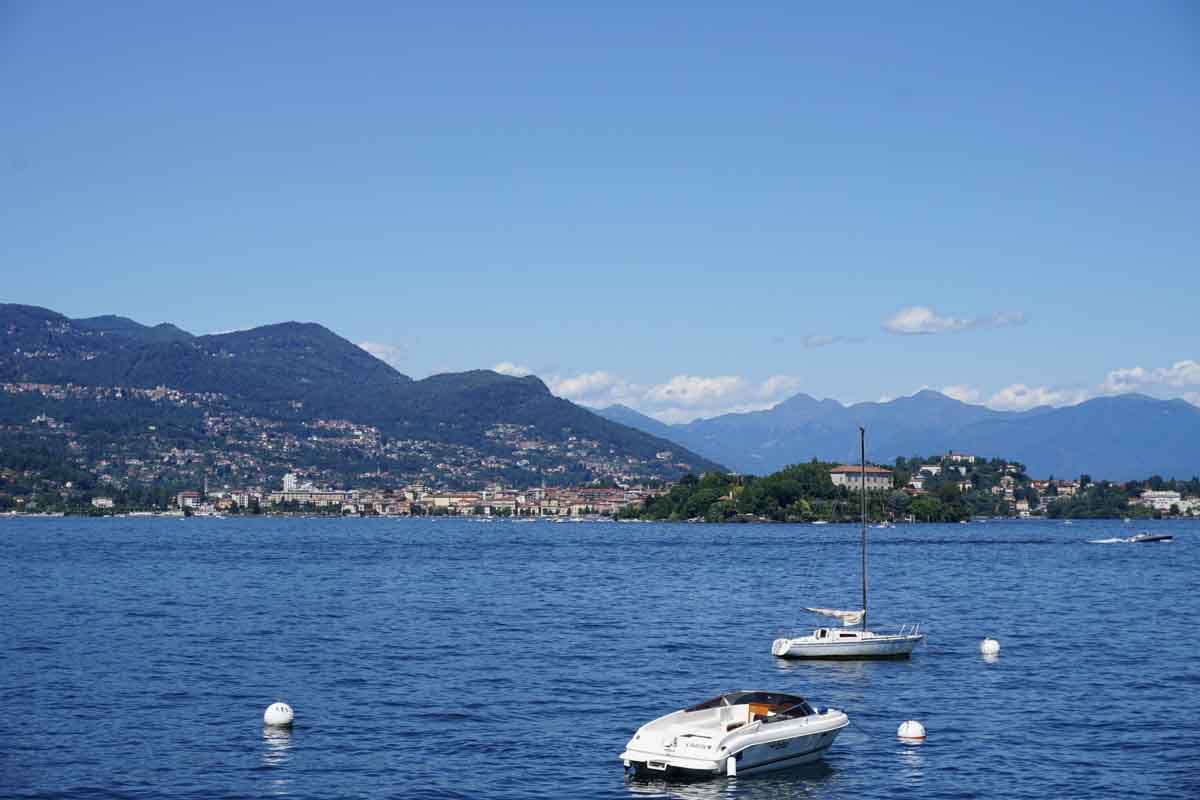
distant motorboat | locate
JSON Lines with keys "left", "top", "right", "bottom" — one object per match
{"left": 811, "top": 520, "right": 829, "bottom": 525}
{"left": 619, "top": 691, "right": 848, "bottom": 778}
{"left": 1088, "top": 531, "right": 1173, "bottom": 544}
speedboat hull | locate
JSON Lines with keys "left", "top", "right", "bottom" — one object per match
{"left": 625, "top": 724, "right": 842, "bottom": 778}
{"left": 772, "top": 631, "right": 923, "bottom": 659}
{"left": 620, "top": 691, "right": 848, "bottom": 779}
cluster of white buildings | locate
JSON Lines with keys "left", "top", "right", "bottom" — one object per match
{"left": 173, "top": 473, "right": 652, "bottom": 517}
{"left": 1136, "top": 490, "right": 1200, "bottom": 514}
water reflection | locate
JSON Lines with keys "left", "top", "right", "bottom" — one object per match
{"left": 261, "top": 726, "right": 294, "bottom": 796}
{"left": 771, "top": 659, "right": 868, "bottom": 680}
{"left": 896, "top": 741, "right": 925, "bottom": 784}
{"left": 981, "top": 653, "right": 1000, "bottom": 665}
{"left": 625, "top": 762, "right": 835, "bottom": 800}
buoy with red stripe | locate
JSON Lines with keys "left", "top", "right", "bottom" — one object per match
{"left": 897, "top": 720, "right": 926, "bottom": 741}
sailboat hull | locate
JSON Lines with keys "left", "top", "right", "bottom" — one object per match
{"left": 772, "top": 632, "right": 923, "bottom": 659}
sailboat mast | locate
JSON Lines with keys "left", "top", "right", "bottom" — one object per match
{"left": 860, "top": 426, "right": 868, "bottom": 631}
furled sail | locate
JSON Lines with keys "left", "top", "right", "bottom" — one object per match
{"left": 805, "top": 607, "right": 864, "bottom": 626}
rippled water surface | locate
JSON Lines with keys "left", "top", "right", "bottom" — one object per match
{"left": 2, "top": 517, "right": 1197, "bottom": 799}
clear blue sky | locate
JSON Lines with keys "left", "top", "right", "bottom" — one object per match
{"left": 2, "top": 2, "right": 1197, "bottom": 421}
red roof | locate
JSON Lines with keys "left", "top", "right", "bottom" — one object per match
{"left": 830, "top": 465, "right": 892, "bottom": 474}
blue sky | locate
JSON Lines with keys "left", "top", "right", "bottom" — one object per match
{"left": 2, "top": 2, "right": 1198, "bottom": 421}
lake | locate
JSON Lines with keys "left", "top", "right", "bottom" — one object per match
{"left": 2, "top": 517, "right": 1196, "bottom": 799}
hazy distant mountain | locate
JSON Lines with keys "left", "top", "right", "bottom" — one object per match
{"left": 0, "top": 304, "right": 721, "bottom": 481}
{"left": 597, "top": 389, "right": 1200, "bottom": 480}
{"left": 596, "top": 404, "right": 678, "bottom": 440}
{"left": 942, "top": 394, "right": 1200, "bottom": 480}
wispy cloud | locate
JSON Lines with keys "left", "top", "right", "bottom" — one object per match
{"left": 535, "top": 370, "right": 804, "bottom": 424}
{"left": 1102, "top": 359, "right": 1200, "bottom": 393}
{"left": 942, "top": 384, "right": 981, "bottom": 403}
{"left": 987, "top": 383, "right": 1091, "bottom": 411}
{"left": 493, "top": 361, "right": 534, "bottom": 378}
{"left": 802, "top": 334, "right": 866, "bottom": 348}
{"left": 358, "top": 341, "right": 407, "bottom": 370}
{"left": 882, "top": 306, "right": 1025, "bottom": 336}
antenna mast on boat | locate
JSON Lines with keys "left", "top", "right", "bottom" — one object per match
{"left": 860, "top": 426, "right": 868, "bottom": 632}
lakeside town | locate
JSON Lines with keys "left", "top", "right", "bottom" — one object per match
{"left": 0, "top": 380, "right": 700, "bottom": 509}
{"left": 5, "top": 448, "right": 1198, "bottom": 521}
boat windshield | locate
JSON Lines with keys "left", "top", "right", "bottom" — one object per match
{"left": 685, "top": 691, "right": 811, "bottom": 714}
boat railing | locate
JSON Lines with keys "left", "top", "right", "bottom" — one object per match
{"left": 775, "top": 622, "right": 923, "bottom": 639}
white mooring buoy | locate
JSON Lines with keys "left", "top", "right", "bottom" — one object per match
{"left": 263, "top": 701, "right": 294, "bottom": 727}
{"left": 897, "top": 720, "right": 926, "bottom": 741}
{"left": 980, "top": 637, "right": 1001, "bottom": 656}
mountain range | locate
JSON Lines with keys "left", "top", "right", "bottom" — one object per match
{"left": 0, "top": 304, "right": 721, "bottom": 483}
{"left": 5, "top": 302, "right": 1196, "bottom": 483}
{"left": 597, "top": 390, "right": 1200, "bottom": 481}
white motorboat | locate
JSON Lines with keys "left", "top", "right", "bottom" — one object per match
{"left": 620, "top": 691, "right": 848, "bottom": 778}
{"left": 772, "top": 427, "right": 924, "bottom": 660}
{"left": 1089, "top": 531, "right": 1173, "bottom": 544}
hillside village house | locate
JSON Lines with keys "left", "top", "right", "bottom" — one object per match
{"left": 1138, "top": 490, "right": 1182, "bottom": 511}
{"left": 175, "top": 490, "right": 201, "bottom": 509}
{"left": 829, "top": 465, "right": 893, "bottom": 491}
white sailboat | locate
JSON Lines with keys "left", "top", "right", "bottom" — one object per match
{"left": 772, "top": 427, "right": 924, "bottom": 659}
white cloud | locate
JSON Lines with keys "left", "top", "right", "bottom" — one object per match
{"left": 883, "top": 306, "right": 972, "bottom": 335}
{"left": 549, "top": 370, "right": 628, "bottom": 403}
{"left": 544, "top": 371, "right": 805, "bottom": 424}
{"left": 882, "top": 306, "right": 1025, "bottom": 336}
{"left": 989, "top": 311, "right": 1026, "bottom": 326}
{"left": 493, "top": 361, "right": 534, "bottom": 378}
{"left": 358, "top": 341, "right": 406, "bottom": 370}
{"left": 802, "top": 334, "right": 865, "bottom": 348}
{"left": 645, "top": 375, "right": 745, "bottom": 407}
{"left": 1102, "top": 360, "right": 1200, "bottom": 393}
{"left": 942, "top": 384, "right": 981, "bottom": 404}
{"left": 987, "top": 383, "right": 1091, "bottom": 411}
{"left": 758, "top": 374, "right": 805, "bottom": 399}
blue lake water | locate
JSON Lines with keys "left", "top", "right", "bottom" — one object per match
{"left": 2, "top": 517, "right": 1197, "bottom": 799}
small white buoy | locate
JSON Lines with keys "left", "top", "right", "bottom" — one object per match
{"left": 263, "top": 701, "right": 294, "bottom": 727}
{"left": 897, "top": 720, "right": 926, "bottom": 741}
{"left": 980, "top": 637, "right": 1001, "bottom": 656}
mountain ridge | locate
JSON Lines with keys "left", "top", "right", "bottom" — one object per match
{"left": 0, "top": 304, "right": 722, "bottom": 484}
{"left": 597, "top": 390, "right": 1200, "bottom": 481}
